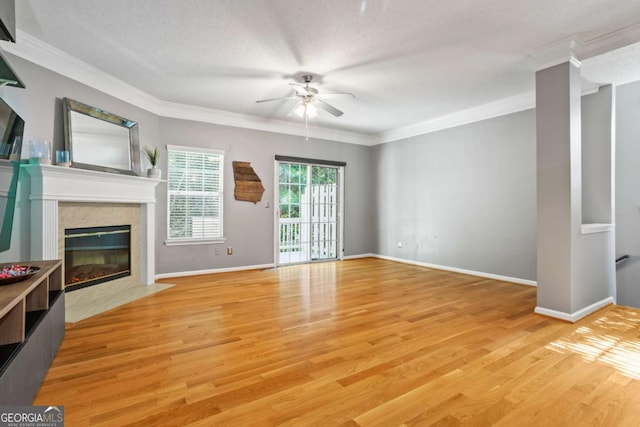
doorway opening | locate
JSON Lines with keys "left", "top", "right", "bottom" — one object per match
{"left": 275, "top": 158, "right": 344, "bottom": 266}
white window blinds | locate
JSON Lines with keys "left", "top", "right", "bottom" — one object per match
{"left": 167, "top": 145, "right": 224, "bottom": 242}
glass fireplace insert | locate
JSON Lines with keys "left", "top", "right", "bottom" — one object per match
{"left": 64, "top": 225, "right": 131, "bottom": 292}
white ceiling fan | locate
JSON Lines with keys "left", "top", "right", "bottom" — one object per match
{"left": 256, "top": 75, "right": 354, "bottom": 137}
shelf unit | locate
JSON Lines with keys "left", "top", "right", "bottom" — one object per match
{"left": 0, "top": 259, "right": 65, "bottom": 404}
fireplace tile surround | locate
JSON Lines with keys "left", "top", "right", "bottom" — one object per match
{"left": 23, "top": 165, "right": 163, "bottom": 288}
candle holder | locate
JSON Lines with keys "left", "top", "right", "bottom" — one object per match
{"left": 56, "top": 150, "right": 71, "bottom": 167}
{"left": 29, "top": 140, "right": 52, "bottom": 165}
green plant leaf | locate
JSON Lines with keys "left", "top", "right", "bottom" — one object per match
{"left": 143, "top": 146, "right": 159, "bottom": 166}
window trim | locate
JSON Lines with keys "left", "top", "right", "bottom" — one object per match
{"left": 165, "top": 144, "right": 225, "bottom": 245}
{"left": 167, "top": 145, "right": 224, "bottom": 156}
{"left": 164, "top": 237, "right": 226, "bottom": 246}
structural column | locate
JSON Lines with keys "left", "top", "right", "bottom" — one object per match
{"left": 535, "top": 58, "right": 616, "bottom": 321}
{"left": 535, "top": 60, "right": 582, "bottom": 316}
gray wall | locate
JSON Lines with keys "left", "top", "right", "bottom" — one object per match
{"left": 616, "top": 80, "right": 640, "bottom": 308}
{"left": 535, "top": 62, "right": 578, "bottom": 313}
{"left": 582, "top": 86, "right": 614, "bottom": 224}
{"left": 156, "top": 118, "right": 375, "bottom": 274}
{"left": 372, "top": 109, "right": 537, "bottom": 281}
{"left": 1, "top": 50, "right": 636, "bottom": 301}
{"left": 0, "top": 54, "right": 376, "bottom": 273}
{"left": 576, "top": 86, "right": 615, "bottom": 311}
{"left": 0, "top": 53, "right": 160, "bottom": 263}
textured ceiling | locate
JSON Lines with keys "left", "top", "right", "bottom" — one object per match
{"left": 13, "top": 0, "right": 640, "bottom": 135}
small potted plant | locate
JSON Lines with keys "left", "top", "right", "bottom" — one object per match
{"left": 143, "top": 146, "right": 161, "bottom": 179}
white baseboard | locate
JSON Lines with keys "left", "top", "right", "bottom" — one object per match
{"left": 371, "top": 254, "right": 538, "bottom": 287}
{"left": 535, "top": 297, "right": 614, "bottom": 323}
{"left": 155, "top": 255, "right": 536, "bottom": 289}
{"left": 342, "top": 253, "right": 377, "bottom": 260}
{"left": 157, "top": 255, "right": 375, "bottom": 279}
{"left": 155, "top": 263, "right": 275, "bottom": 280}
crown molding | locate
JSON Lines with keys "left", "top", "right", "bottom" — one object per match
{"left": 2, "top": 24, "right": 637, "bottom": 148}
{"left": 531, "top": 35, "right": 584, "bottom": 71}
{"left": 376, "top": 92, "right": 535, "bottom": 144}
{"left": 1, "top": 30, "right": 161, "bottom": 111}
{"left": 0, "top": 30, "right": 373, "bottom": 146}
{"left": 375, "top": 84, "right": 601, "bottom": 145}
{"left": 531, "top": 22, "right": 640, "bottom": 72}
{"left": 582, "top": 21, "right": 640, "bottom": 58}
{"left": 158, "top": 99, "right": 374, "bottom": 145}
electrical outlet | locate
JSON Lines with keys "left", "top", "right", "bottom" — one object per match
{"left": 265, "top": 201, "right": 269, "bottom": 208}
{"left": 397, "top": 241, "right": 402, "bottom": 248}
{"left": 227, "top": 247, "right": 233, "bottom": 255}
{"left": 215, "top": 247, "right": 220, "bottom": 255}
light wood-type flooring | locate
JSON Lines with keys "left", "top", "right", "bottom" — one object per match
{"left": 34, "top": 258, "right": 640, "bottom": 426}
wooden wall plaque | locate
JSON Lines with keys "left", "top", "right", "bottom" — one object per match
{"left": 232, "top": 161, "right": 265, "bottom": 204}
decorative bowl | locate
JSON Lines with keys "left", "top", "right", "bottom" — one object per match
{"left": 0, "top": 265, "right": 41, "bottom": 286}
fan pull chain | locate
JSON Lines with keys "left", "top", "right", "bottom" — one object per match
{"left": 305, "top": 106, "right": 309, "bottom": 141}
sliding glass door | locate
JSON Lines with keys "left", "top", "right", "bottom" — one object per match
{"left": 277, "top": 161, "right": 342, "bottom": 265}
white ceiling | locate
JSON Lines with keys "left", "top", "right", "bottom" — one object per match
{"left": 11, "top": 0, "right": 640, "bottom": 138}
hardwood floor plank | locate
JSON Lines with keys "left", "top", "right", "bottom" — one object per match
{"left": 32, "top": 258, "right": 640, "bottom": 426}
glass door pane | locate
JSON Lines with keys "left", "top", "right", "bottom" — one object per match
{"left": 277, "top": 162, "right": 339, "bottom": 265}
{"left": 278, "top": 162, "right": 308, "bottom": 265}
{"left": 310, "top": 166, "right": 338, "bottom": 260}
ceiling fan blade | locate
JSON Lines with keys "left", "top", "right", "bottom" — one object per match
{"left": 318, "top": 92, "right": 355, "bottom": 98}
{"left": 315, "top": 99, "right": 343, "bottom": 117}
{"left": 289, "top": 84, "right": 310, "bottom": 96}
{"left": 255, "top": 96, "right": 298, "bottom": 104}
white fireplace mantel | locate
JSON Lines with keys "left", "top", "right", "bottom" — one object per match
{"left": 23, "top": 165, "right": 163, "bottom": 285}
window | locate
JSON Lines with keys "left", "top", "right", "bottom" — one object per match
{"left": 166, "top": 145, "right": 224, "bottom": 245}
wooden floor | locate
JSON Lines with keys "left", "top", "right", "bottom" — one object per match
{"left": 35, "top": 258, "right": 640, "bottom": 426}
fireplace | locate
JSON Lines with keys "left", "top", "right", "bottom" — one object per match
{"left": 64, "top": 225, "right": 131, "bottom": 292}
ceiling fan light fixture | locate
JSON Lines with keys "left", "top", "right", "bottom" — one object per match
{"left": 306, "top": 103, "right": 318, "bottom": 118}
{"left": 294, "top": 102, "right": 317, "bottom": 118}
{"left": 294, "top": 103, "right": 306, "bottom": 118}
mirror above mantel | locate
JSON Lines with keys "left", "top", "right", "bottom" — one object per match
{"left": 63, "top": 98, "right": 141, "bottom": 176}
